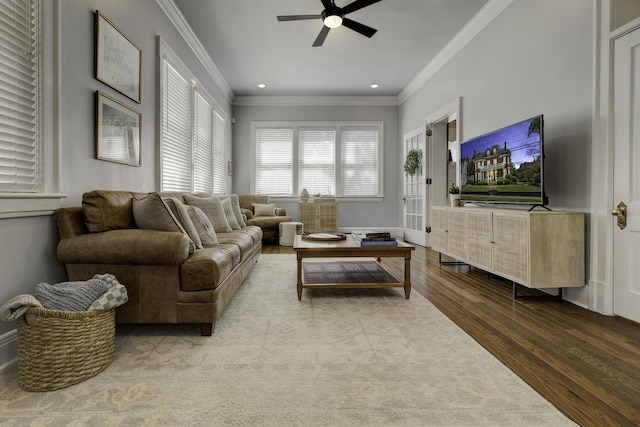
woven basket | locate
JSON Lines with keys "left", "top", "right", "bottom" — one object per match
{"left": 16, "top": 307, "right": 115, "bottom": 392}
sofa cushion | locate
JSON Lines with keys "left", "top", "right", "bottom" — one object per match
{"left": 219, "top": 194, "right": 246, "bottom": 227}
{"left": 82, "top": 190, "right": 144, "bottom": 232}
{"left": 180, "top": 244, "right": 241, "bottom": 291}
{"left": 220, "top": 197, "right": 241, "bottom": 230}
{"left": 133, "top": 193, "right": 196, "bottom": 253}
{"left": 253, "top": 203, "right": 276, "bottom": 216}
{"left": 231, "top": 225, "right": 263, "bottom": 245}
{"left": 216, "top": 231, "right": 255, "bottom": 260}
{"left": 184, "top": 194, "right": 233, "bottom": 233}
{"left": 163, "top": 197, "right": 203, "bottom": 249}
{"left": 186, "top": 205, "right": 218, "bottom": 246}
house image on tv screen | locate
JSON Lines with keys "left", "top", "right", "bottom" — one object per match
{"left": 459, "top": 115, "right": 544, "bottom": 205}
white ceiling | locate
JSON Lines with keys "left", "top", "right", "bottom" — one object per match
{"left": 172, "top": 0, "right": 490, "bottom": 97}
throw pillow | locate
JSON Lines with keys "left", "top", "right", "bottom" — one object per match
{"left": 220, "top": 197, "right": 241, "bottom": 229}
{"left": 183, "top": 194, "right": 233, "bottom": 233}
{"left": 186, "top": 205, "right": 218, "bottom": 245}
{"left": 219, "top": 194, "right": 246, "bottom": 227}
{"left": 253, "top": 203, "right": 276, "bottom": 216}
{"left": 163, "top": 197, "right": 203, "bottom": 249}
{"left": 132, "top": 193, "right": 196, "bottom": 253}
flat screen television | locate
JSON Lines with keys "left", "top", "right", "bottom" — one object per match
{"left": 459, "top": 114, "right": 547, "bottom": 207}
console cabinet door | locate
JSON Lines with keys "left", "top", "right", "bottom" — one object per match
{"left": 430, "top": 207, "right": 448, "bottom": 254}
{"left": 466, "top": 210, "right": 493, "bottom": 271}
{"left": 447, "top": 209, "right": 467, "bottom": 260}
{"left": 492, "top": 212, "right": 529, "bottom": 284}
{"left": 299, "top": 203, "right": 318, "bottom": 232}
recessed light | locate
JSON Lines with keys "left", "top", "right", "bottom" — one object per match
{"left": 370, "top": 83, "right": 379, "bottom": 89}
{"left": 258, "top": 83, "right": 266, "bottom": 88}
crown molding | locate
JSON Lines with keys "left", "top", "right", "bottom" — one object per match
{"left": 155, "top": 0, "right": 234, "bottom": 102}
{"left": 398, "top": 0, "right": 513, "bottom": 104}
{"left": 233, "top": 95, "right": 399, "bottom": 107}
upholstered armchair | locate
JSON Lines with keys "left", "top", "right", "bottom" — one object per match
{"left": 237, "top": 195, "right": 291, "bottom": 242}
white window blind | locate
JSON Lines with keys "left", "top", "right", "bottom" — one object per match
{"left": 159, "top": 39, "right": 228, "bottom": 195}
{"left": 299, "top": 128, "right": 335, "bottom": 196}
{"left": 255, "top": 128, "right": 293, "bottom": 195}
{"left": 161, "top": 59, "right": 192, "bottom": 192}
{"left": 212, "top": 111, "right": 226, "bottom": 194}
{"left": 341, "top": 127, "right": 379, "bottom": 196}
{"left": 0, "top": 0, "right": 39, "bottom": 193}
{"left": 193, "top": 90, "right": 213, "bottom": 194}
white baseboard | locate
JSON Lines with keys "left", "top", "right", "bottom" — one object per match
{"left": 0, "top": 328, "right": 18, "bottom": 371}
{"left": 338, "top": 227, "right": 405, "bottom": 241}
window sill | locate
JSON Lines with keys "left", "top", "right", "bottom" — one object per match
{"left": 0, "top": 193, "right": 68, "bottom": 219}
{"left": 269, "top": 196, "right": 385, "bottom": 203}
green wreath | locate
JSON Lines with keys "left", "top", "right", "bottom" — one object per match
{"left": 403, "top": 149, "right": 422, "bottom": 176}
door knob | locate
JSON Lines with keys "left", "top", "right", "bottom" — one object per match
{"left": 611, "top": 201, "right": 627, "bottom": 230}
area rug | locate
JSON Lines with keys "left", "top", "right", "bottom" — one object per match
{"left": 303, "top": 260, "right": 398, "bottom": 284}
{"left": 0, "top": 254, "right": 575, "bottom": 426}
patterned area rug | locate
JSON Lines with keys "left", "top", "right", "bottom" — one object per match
{"left": 0, "top": 254, "right": 575, "bottom": 426}
{"left": 303, "top": 261, "right": 398, "bottom": 284}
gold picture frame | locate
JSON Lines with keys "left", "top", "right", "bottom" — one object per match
{"left": 96, "top": 91, "right": 142, "bottom": 166}
{"left": 95, "top": 10, "right": 142, "bottom": 103}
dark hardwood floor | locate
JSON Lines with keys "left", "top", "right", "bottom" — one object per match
{"left": 263, "top": 242, "right": 640, "bottom": 426}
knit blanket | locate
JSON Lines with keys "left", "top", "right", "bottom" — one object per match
{"left": 35, "top": 279, "right": 109, "bottom": 311}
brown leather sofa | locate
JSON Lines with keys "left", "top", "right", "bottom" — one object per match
{"left": 238, "top": 195, "right": 291, "bottom": 242}
{"left": 55, "top": 190, "right": 262, "bottom": 336}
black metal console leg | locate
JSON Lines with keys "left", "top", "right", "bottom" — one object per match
{"left": 438, "top": 252, "right": 468, "bottom": 266}
{"left": 513, "top": 282, "right": 563, "bottom": 300}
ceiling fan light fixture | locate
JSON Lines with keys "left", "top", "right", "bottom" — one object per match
{"left": 323, "top": 14, "right": 343, "bottom": 28}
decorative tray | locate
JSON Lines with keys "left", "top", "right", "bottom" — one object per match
{"left": 301, "top": 233, "right": 346, "bottom": 241}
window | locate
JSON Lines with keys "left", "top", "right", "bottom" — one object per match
{"left": 0, "top": 0, "right": 62, "bottom": 218}
{"left": 0, "top": 0, "right": 40, "bottom": 193}
{"left": 251, "top": 121, "right": 383, "bottom": 198}
{"left": 159, "top": 39, "right": 228, "bottom": 194}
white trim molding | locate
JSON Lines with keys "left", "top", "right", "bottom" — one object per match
{"left": 398, "top": 0, "right": 513, "bottom": 104}
{"left": 155, "top": 0, "right": 234, "bottom": 102}
{"left": 233, "top": 95, "right": 399, "bottom": 107}
{"left": 0, "top": 329, "right": 18, "bottom": 372}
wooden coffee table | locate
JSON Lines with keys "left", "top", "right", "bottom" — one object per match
{"left": 293, "top": 234, "right": 415, "bottom": 300}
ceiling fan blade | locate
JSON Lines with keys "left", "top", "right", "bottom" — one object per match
{"left": 313, "top": 26, "right": 330, "bottom": 47}
{"left": 277, "top": 14, "right": 321, "bottom": 21}
{"left": 320, "top": 0, "right": 333, "bottom": 8}
{"left": 342, "top": 18, "right": 377, "bottom": 38}
{"left": 342, "top": 0, "right": 381, "bottom": 15}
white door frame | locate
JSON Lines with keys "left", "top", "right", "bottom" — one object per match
{"left": 425, "top": 98, "right": 461, "bottom": 221}
{"left": 590, "top": 4, "right": 640, "bottom": 316}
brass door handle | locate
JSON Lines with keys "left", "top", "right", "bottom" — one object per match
{"left": 611, "top": 201, "right": 627, "bottom": 230}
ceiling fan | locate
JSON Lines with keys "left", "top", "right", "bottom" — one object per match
{"left": 277, "top": 0, "right": 382, "bottom": 47}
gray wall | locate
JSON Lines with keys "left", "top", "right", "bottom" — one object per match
{"left": 399, "top": 0, "right": 593, "bottom": 305}
{"left": 232, "top": 104, "right": 401, "bottom": 228}
{"left": 0, "top": 0, "right": 232, "bottom": 365}
{"left": 401, "top": 0, "right": 593, "bottom": 212}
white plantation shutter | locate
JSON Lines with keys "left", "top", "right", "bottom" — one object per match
{"left": 193, "top": 90, "right": 213, "bottom": 194}
{"left": 341, "top": 127, "right": 379, "bottom": 196}
{"left": 212, "top": 111, "right": 226, "bottom": 194}
{"left": 299, "top": 128, "right": 335, "bottom": 195}
{"left": 255, "top": 128, "right": 293, "bottom": 195}
{"left": 161, "top": 59, "right": 192, "bottom": 192}
{"left": 0, "top": 0, "right": 39, "bottom": 192}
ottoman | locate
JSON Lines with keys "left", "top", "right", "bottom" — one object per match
{"left": 279, "top": 222, "right": 303, "bottom": 246}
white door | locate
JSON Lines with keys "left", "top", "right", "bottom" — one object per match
{"left": 403, "top": 128, "right": 426, "bottom": 245}
{"left": 613, "top": 27, "right": 640, "bottom": 323}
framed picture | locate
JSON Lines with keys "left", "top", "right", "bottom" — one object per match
{"left": 95, "top": 10, "right": 142, "bottom": 103}
{"left": 96, "top": 91, "right": 142, "bottom": 166}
